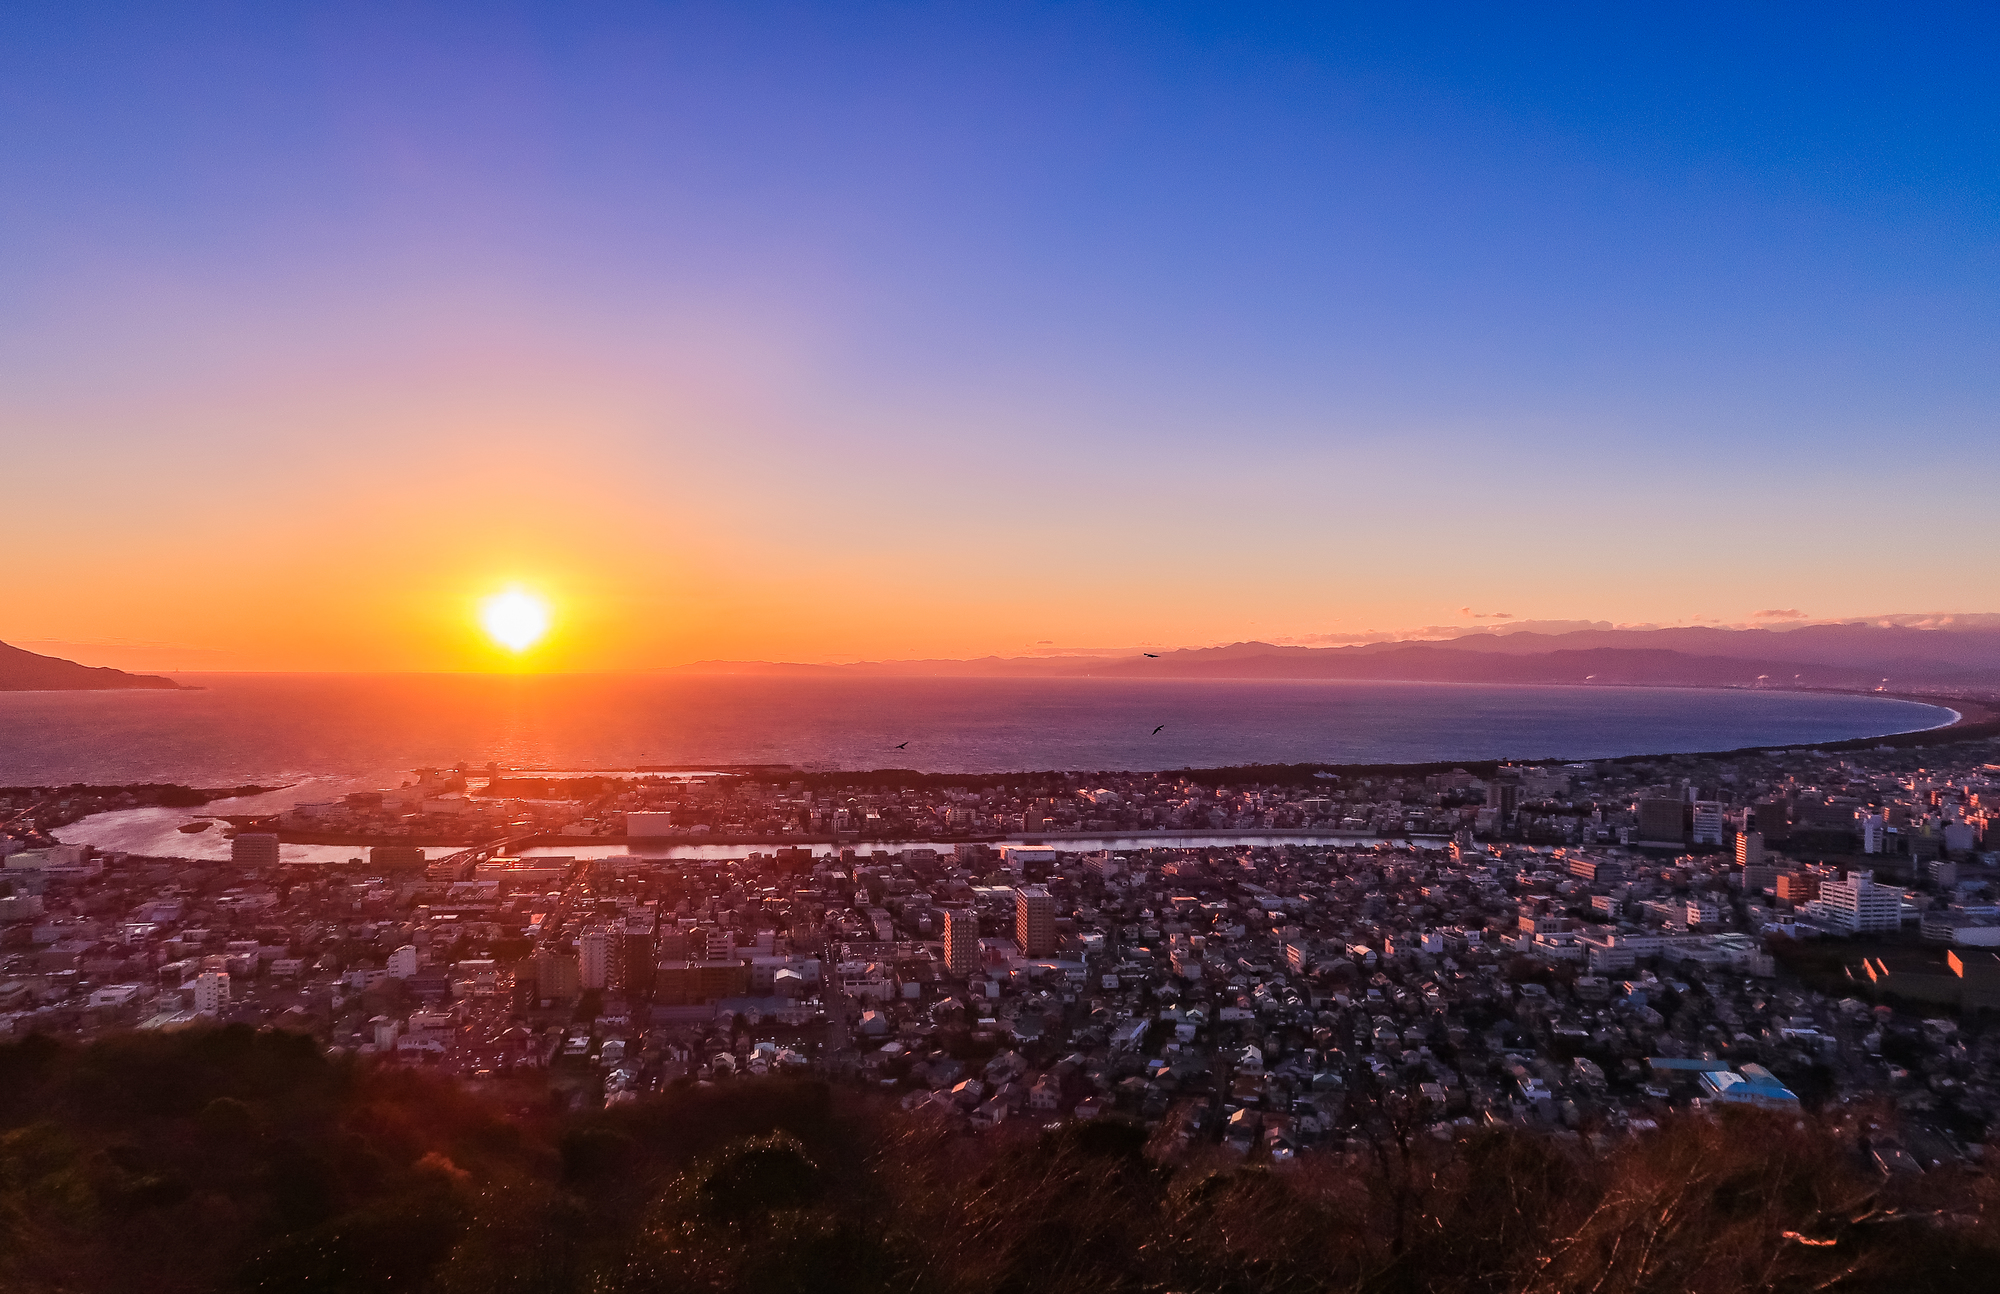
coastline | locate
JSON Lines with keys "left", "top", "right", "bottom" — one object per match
{"left": 737, "top": 685, "right": 1988, "bottom": 788}
{"left": 36, "top": 684, "right": 1987, "bottom": 862}
{"left": 112, "top": 689, "right": 1995, "bottom": 855}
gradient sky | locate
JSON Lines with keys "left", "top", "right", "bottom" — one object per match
{"left": 5, "top": 3, "right": 1998, "bottom": 671}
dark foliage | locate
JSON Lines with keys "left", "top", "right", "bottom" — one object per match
{"left": 3, "top": 1030, "right": 1998, "bottom": 1294}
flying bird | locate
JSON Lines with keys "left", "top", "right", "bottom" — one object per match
{"left": 1152, "top": 725, "right": 1165, "bottom": 735}
{"left": 1144, "top": 653, "right": 1160, "bottom": 658}
{"left": 893, "top": 741, "right": 909, "bottom": 750}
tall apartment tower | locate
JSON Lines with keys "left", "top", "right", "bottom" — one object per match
{"left": 534, "top": 950, "right": 581, "bottom": 1001}
{"left": 1015, "top": 886, "right": 1056, "bottom": 958}
{"left": 1736, "top": 831, "right": 1766, "bottom": 868}
{"left": 1691, "top": 801, "right": 1725, "bottom": 846}
{"left": 231, "top": 833, "right": 281, "bottom": 868}
{"left": 192, "top": 971, "right": 231, "bottom": 1016}
{"left": 942, "top": 908, "right": 980, "bottom": 975}
{"left": 618, "top": 916, "right": 658, "bottom": 1000}
{"left": 579, "top": 927, "right": 608, "bottom": 990}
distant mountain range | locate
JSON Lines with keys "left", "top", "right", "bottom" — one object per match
{"left": 673, "top": 622, "right": 2000, "bottom": 690}
{"left": 12, "top": 622, "right": 2000, "bottom": 692}
{"left": 0, "top": 640, "right": 182, "bottom": 691}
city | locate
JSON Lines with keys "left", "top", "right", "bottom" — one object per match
{"left": 9, "top": 732, "right": 2000, "bottom": 1172}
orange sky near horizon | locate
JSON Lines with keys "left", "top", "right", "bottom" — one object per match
{"left": 8, "top": 338, "right": 1995, "bottom": 674}
{"left": 7, "top": 343, "right": 1996, "bottom": 675}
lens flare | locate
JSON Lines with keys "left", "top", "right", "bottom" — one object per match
{"left": 480, "top": 589, "right": 550, "bottom": 652}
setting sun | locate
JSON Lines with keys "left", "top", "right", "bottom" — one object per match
{"left": 480, "top": 588, "right": 550, "bottom": 652}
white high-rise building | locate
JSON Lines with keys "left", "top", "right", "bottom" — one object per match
{"left": 192, "top": 971, "right": 231, "bottom": 1016}
{"left": 579, "top": 927, "right": 608, "bottom": 990}
{"left": 1815, "top": 870, "right": 1902, "bottom": 934}
{"left": 387, "top": 945, "right": 419, "bottom": 979}
{"left": 1861, "top": 814, "right": 1887, "bottom": 855}
{"left": 1691, "top": 801, "right": 1726, "bottom": 846}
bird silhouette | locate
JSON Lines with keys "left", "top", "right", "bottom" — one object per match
{"left": 1152, "top": 725, "right": 1165, "bottom": 735}
{"left": 893, "top": 741, "right": 909, "bottom": 749}
{"left": 1144, "top": 652, "right": 1160, "bottom": 658}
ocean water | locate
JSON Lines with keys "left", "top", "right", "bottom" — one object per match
{"left": 0, "top": 672, "right": 1953, "bottom": 787}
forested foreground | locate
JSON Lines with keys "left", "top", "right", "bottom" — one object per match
{"left": 3, "top": 1029, "right": 1998, "bottom": 1294}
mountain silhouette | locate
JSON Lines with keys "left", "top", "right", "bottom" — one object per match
{"left": 0, "top": 640, "right": 183, "bottom": 691}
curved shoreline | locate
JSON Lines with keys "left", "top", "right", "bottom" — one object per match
{"left": 1156, "top": 688, "right": 1987, "bottom": 782}
{"left": 774, "top": 687, "right": 1983, "bottom": 785}
{"left": 1796, "top": 687, "right": 1990, "bottom": 741}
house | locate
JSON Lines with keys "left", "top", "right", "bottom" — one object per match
{"left": 1698, "top": 1064, "right": 1799, "bottom": 1108}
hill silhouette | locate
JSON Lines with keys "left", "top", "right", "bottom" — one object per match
{"left": 671, "top": 621, "right": 2000, "bottom": 687}
{"left": 0, "top": 641, "right": 181, "bottom": 691}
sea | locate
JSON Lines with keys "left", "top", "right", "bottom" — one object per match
{"left": 6, "top": 673, "right": 1952, "bottom": 864}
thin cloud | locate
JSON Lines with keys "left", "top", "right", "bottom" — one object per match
{"left": 1271, "top": 619, "right": 1609, "bottom": 646}
{"left": 1271, "top": 632, "right": 1384, "bottom": 646}
{"left": 1754, "top": 608, "right": 1806, "bottom": 620}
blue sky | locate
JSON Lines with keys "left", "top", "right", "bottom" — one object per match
{"left": 4, "top": 3, "right": 1997, "bottom": 668}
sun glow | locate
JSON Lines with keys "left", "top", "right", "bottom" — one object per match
{"left": 480, "top": 588, "right": 551, "bottom": 652}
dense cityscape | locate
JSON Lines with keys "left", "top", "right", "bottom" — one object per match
{"left": 8, "top": 730, "right": 2000, "bottom": 1170}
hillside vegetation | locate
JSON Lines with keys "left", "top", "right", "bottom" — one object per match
{"left": 2, "top": 1028, "right": 1996, "bottom": 1294}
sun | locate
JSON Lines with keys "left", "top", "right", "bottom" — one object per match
{"left": 480, "top": 588, "right": 551, "bottom": 652}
